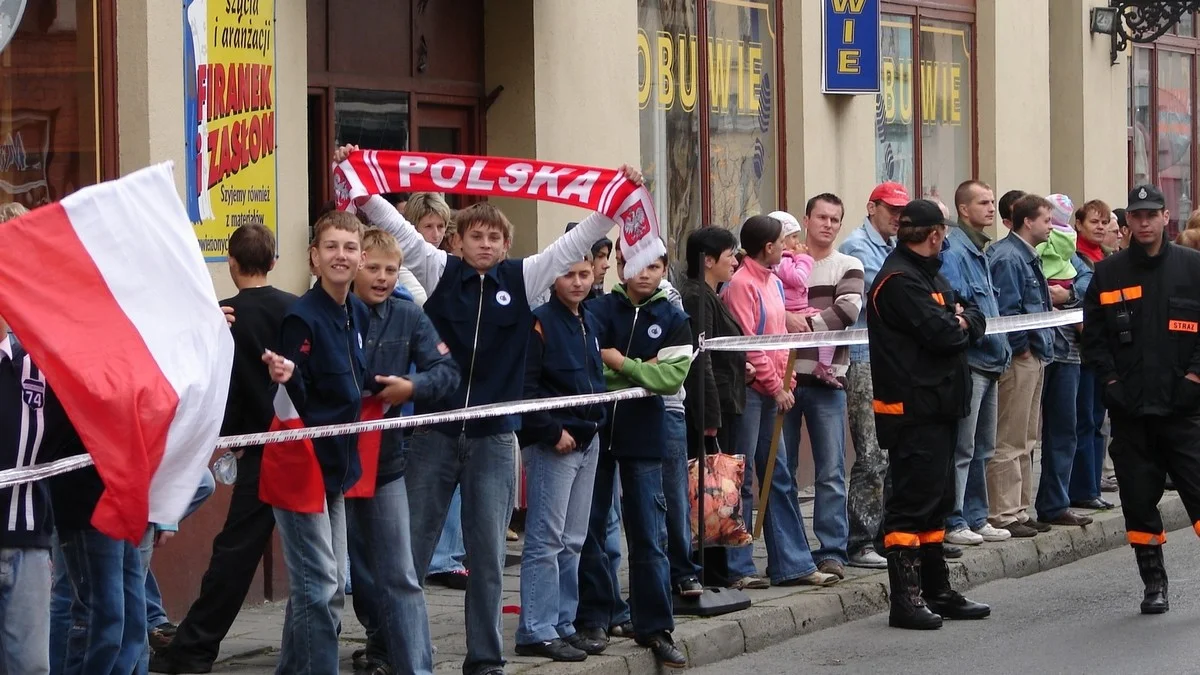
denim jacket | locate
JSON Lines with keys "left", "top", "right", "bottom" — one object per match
{"left": 839, "top": 219, "right": 895, "bottom": 363}
{"left": 987, "top": 233, "right": 1053, "bottom": 362}
{"left": 939, "top": 225, "right": 1012, "bottom": 374}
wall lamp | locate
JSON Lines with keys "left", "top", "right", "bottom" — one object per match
{"left": 1094, "top": 1, "right": 1200, "bottom": 64}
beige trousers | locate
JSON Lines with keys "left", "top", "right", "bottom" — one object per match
{"left": 987, "top": 354, "right": 1045, "bottom": 527}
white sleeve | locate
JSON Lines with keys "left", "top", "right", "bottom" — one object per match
{"left": 360, "top": 195, "right": 447, "bottom": 293}
{"left": 521, "top": 211, "right": 615, "bottom": 300}
{"left": 397, "top": 267, "right": 428, "bottom": 307}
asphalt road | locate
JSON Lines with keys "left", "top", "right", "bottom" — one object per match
{"left": 692, "top": 527, "right": 1200, "bottom": 675}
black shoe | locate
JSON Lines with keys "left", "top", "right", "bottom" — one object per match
{"left": 885, "top": 548, "right": 942, "bottom": 630}
{"left": 1003, "top": 522, "right": 1038, "bottom": 538}
{"left": 608, "top": 620, "right": 635, "bottom": 638}
{"left": 918, "top": 543, "right": 992, "bottom": 620}
{"left": 149, "top": 652, "right": 212, "bottom": 674}
{"left": 514, "top": 638, "right": 587, "bottom": 662}
{"left": 676, "top": 577, "right": 704, "bottom": 597}
{"left": 1047, "top": 511, "right": 1093, "bottom": 527}
{"left": 574, "top": 626, "right": 609, "bottom": 645}
{"left": 1134, "top": 544, "right": 1169, "bottom": 614}
{"left": 426, "top": 569, "right": 469, "bottom": 590}
{"left": 1027, "top": 519, "right": 1053, "bottom": 533}
{"left": 637, "top": 632, "right": 687, "bottom": 668}
{"left": 943, "top": 545, "right": 963, "bottom": 559}
{"left": 1071, "top": 498, "right": 1114, "bottom": 510}
{"left": 925, "top": 590, "right": 991, "bottom": 620}
{"left": 565, "top": 632, "right": 607, "bottom": 655}
{"left": 148, "top": 622, "right": 178, "bottom": 652}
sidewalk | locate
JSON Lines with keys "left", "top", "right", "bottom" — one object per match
{"left": 207, "top": 487, "right": 1185, "bottom": 674}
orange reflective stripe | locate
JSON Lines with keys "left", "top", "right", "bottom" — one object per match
{"left": 1170, "top": 320, "right": 1198, "bottom": 333}
{"left": 873, "top": 400, "right": 904, "bottom": 415}
{"left": 1193, "top": 521, "right": 1200, "bottom": 537}
{"left": 1127, "top": 530, "right": 1167, "bottom": 546}
{"left": 918, "top": 530, "right": 945, "bottom": 544}
{"left": 1100, "top": 286, "right": 1144, "bottom": 306}
{"left": 870, "top": 272, "right": 903, "bottom": 315}
{"left": 883, "top": 532, "right": 920, "bottom": 548}
{"left": 931, "top": 292, "right": 945, "bottom": 306}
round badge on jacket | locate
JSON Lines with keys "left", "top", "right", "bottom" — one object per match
{"left": 496, "top": 290, "right": 511, "bottom": 306}
{"left": 648, "top": 324, "right": 663, "bottom": 339}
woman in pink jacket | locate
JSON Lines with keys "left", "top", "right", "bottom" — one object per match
{"left": 720, "top": 214, "right": 840, "bottom": 590}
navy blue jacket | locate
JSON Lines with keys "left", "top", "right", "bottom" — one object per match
{"left": 280, "top": 284, "right": 376, "bottom": 494}
{"left": 519, "top": 295, "right": 607, "bottom": 449}
{"left": 0, "top": 338, "right": 54, "bottom": 548}
{"left": 589, "top": 286, "right": 693, "bottom": 459}
{"left": 362, "top": 295, "right": 460, "bottom": 481}
{"left": 423, "top": 257, "right": 532, "bottom": 437}
{"left": 988, "top": 234, "right": 1054, "bottom": 362}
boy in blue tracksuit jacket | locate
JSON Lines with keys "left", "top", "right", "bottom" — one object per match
{"left": 515, "top": 258, "right": 609, "bottom": 662}
{"left": 346, "top": 228, "right": 460, "bottom": 675}
{"left": 575, "top": 252, "right": 692, "bottom": 668}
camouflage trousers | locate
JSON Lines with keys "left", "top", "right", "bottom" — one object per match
{"left": 845, "top": 361, "right": 887, "bottom": 555}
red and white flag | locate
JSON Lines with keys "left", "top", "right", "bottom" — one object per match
{"left": 259, "top": 387, "right": 388, "bottom": 512}
{"left": 0, "top": 163, "right": 234, "bottom": 542}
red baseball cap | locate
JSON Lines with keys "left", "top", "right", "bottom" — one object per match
{"left": 869, "top": 182, "right": 911, "bottom": 208}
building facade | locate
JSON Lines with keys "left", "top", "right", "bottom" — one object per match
{"left": 0, "top": 0, "right": 1163, "bottom": 610}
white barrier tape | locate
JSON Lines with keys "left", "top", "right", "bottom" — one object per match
{"left": 702, "top": 309, "right": 1081, "bottom": 352}
{"left": 0, "top": 387, "right": 653, "bottom": 488}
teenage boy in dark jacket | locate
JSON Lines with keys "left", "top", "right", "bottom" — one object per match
{"left": 576, "top": 252, "right": 692, "bottom": 668}
{"left": 515, "top": 257, "right": 608, "bottom": 662}
{"left": 338, "top": 143, "right": 643, "bottom": 675}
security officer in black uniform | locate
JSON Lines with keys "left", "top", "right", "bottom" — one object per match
{"left": 867, "top": 199, "right": 991, "bottom": 630}
{"left": 1082, "top": 184, "right": 1200, "bottom": 615}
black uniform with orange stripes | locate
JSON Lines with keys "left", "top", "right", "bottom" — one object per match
{"left": 867, "top": 243, "right": 985, "bottom": 548}
{"left": 1081, "top": 238, "right": 1200, "bottom": 547}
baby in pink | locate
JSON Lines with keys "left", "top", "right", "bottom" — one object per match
{"left": 771, "top": 212, "right": 842, "bottom": 389}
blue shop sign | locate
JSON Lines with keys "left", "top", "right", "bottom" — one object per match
{"left": 822, "top": 0, "right": 881, "bottom": 95}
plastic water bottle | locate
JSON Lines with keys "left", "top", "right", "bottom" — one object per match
{"left": 212, "top": 451, "right": 238, "bottom": 485}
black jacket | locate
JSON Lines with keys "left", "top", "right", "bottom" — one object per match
{"left": 1082, "top": 240, "right": 1200, "bottom": 417}
{"left": 0, "top": 339, "right": 54, "bottom": 547}
{"left": 867, "top": 245, "right": 985, "bottom": 447}
{"left": 679, "top": 278, "right": 745, "bottom": 438}
{"left": 519, "top": 295, "right": 607, "bottom": 449}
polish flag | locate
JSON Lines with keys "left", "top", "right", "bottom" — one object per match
{"left": 259, "top": 388, "right": 388, "bottom": 512}
{"left": 0, "top": 163, "right": 234, "bottom": 543}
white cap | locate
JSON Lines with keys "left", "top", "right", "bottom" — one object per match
{"left": 768, "top": 210, "right": 803, "bottom": 238}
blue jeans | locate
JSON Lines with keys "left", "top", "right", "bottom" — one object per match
{"left": 727, "top": 388, "right": 818, "bottom": 583}
{"left": 52, "top": 528, "right": 147, "bottom": 675}
{"left": 1070, "top": 366, "right": 1107, "bottom": 502}
{"left": 1036, "top": 361, "right": 1080, "bottom": 521}
{"left": 947, "top": 371, "right": 1000, "bottom": 531}
{"left": 602, "top": 481, "right": 630, "bottom": 626}
{"left": 144, "top": 469, "right": 216, "bottom": 629}
{"left": 517, "top": 437, "right": 599, "bottom": 645}
{"left": 407, "top": 431, "right": 516, "bottom": 675}
{"left": 428, "top": 487, "right": 467, "bottom": 575}
{"left": 273, "top": 493, "right": 348, "bottom": 675}
{"left": 782, "top": 386, "right": 849, "bottom": 565}
{"left": 347, "top": 477, "right": 432, "bottom": 674}
{"left": 578, "top": 453, "right": 673, "bottom": 638}
{"left": 663, "top": 410, "right": 702, "bottom": 585}
{"left": 0, "top": 547, "right": 51, "bottom": 674}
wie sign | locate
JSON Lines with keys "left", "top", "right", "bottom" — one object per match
{"left": 821, "top": 0, "right": 881, "bottom": 95}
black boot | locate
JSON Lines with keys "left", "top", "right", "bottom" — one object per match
{"left": 920, "top": 543, "right": 990, "bottom": 620}
{"left": 1134, "top": 544, "right": 1169, "bottom": 614}
{"left": 886, "top": 548, "right": 943, "bottom": 630}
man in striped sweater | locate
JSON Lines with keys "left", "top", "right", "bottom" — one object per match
{"left": 779, "top": 194, "right": 865, "bottom": 580}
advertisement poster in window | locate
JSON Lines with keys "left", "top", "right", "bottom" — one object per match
{"left": 183, "top": 0, "right": 277, "bottom": 261}
{"left": 876, "top": 15, "right": 914, "bottom": 194}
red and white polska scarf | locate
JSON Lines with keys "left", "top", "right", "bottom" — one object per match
{"left": 334, "top": 150, "right": 666, "bottom": 275}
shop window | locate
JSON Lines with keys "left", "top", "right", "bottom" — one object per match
{"left": 637, "top": 0, "right": 779, "bottom": 267}
{"left": 0, "top": 0, "right": 113, "bottom": 208}
{"left": 875, "top": 8, "right": 974, "bottom": 204}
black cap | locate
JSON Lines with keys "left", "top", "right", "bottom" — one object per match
{"left": 1112, "top": 208, "right": 1127, "bottom": 228}
{"left": 899, "top": 199, "right": 950, "bottom": 229}
{"left": 1127, "top": 184, "right": 1166, "bottom": 212}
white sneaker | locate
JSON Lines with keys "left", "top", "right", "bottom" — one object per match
{"left": 848, "top": 548, "right": 888, "bottom": 569}
{"left": 974, "top": 523, "right": 1013, "bottom": 542}
{"left": 944, "top": 527, "right": 984, "bottom": 546}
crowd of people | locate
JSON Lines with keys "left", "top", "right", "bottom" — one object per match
{"left": 0, "top": 152, "right": 1194, "bottom": 675}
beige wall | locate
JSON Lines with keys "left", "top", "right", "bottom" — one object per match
{"left": 1049, "top": 0, "right": 1130, "bottom": 210}
{"left": 977, "top": 0, "right": 1051, "bottom": 229}
{"left": 781, "top": 0, "right": 877, "bottom": 233}
{"left": 484, "top": 0, "right": 636, "bottom": 258}
{"left": 115, "top": 0, "right": 310, "bottom": 299}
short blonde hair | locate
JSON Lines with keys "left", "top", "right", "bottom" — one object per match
{"left": 404, "top": 192, "right": 452, "bottom": 229}
{"left": 1186, "top": 208, "right": 1200, "bottom": 232}
{"left": 0, "top": 202, "right": 29, "bottom": 224}
{"left": 456, "top": 202, "right": 514, "bottom": 241}
{"left": 362, "top": 227, "right": 404, "bottom": 266}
